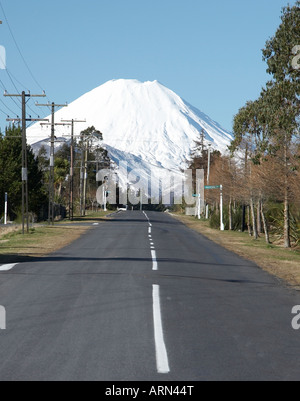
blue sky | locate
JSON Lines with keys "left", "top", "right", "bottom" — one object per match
{"left": 0, "top": 0, "right": 296, "bottom": 132}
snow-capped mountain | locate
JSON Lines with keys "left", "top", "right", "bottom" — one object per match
{"left": 27, "top": 79, "right": 232, "bottom": 196}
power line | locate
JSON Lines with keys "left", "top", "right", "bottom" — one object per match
{"left": 2, "top": 69, "right": 44, "bottom": 119}
{"left": 0, "top": 73, "right": 23, "bottom": 111}
{"left": 0, "top": 105, "right": 8, "bottom": 115}
{"left": 0, "top": 78, "right": 6, "bottom": 91}
{"left": 0, "top": 83, "right": 46, "bottom": 123}
{"left": 0, "top": 0, "right": 45, "bottom": 93}
{"left": 0, "top": 97, "right": 16, "bottom": 115}
{"left": 0, "top": 1, "right": 51, "bottom": 116}
{"left": 0, "top": 32, "right": 47, "bottom": 119}
{"left": 5, "top": 69, "right": 21, "bottom": 98}
{"left": 6, "top": 74, "right": 41, "bottom": 119}
{"left": 6, "top": 68, "right": 30, "bottom": 92}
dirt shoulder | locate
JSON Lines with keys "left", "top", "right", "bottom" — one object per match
{"left": 172, "top": 213, "right": 300, "bottom": 291}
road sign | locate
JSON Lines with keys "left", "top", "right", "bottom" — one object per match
{"left": 205, "top": 185, "right": 221, "bottom": 190}
{"left": 193, "top": 194, "right": 201, "bottom": 197}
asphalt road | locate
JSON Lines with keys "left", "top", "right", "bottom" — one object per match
{"left": 0, "top": 211, "right": 300, "bottom": 381}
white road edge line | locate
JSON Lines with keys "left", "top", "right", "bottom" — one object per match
{"left": 0, "top": 263, "right": 18, "bottom": 272}
{"left": 151, "top": 250, "right": 158, "bottom": 271}
{"left": 153, "top": 284, "right": 170, "bottom": 374}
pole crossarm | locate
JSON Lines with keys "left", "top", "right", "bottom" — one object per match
{"left": 35, "top": 103, "right": 67, "bottom": 107}
{"left": 7, "top": 118, "right": 49, "bottom": 122}
{"left": 4, "top": 92, "right": 46, "bottom": 98}
{"left": 40, "top": 122, "right": 68, "bottom": 127}
{"left": 61, "top": 119, "right": 86, "bottom": 124}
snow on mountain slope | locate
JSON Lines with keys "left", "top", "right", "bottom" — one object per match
{"left": 27, "top": 79, "right": 232, "bottom": 194}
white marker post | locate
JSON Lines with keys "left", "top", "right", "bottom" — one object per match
{"left": 4, "top": 192, "right": 7, "bottom": 225}
{"left": 220, "top": 185, "right": 225, "bottom": 231}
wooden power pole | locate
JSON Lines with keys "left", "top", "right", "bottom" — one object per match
{"left": 5, "top": 91, "right": 48, "bottom": 234}
{"left": 36, "top": 102, "right": 68, "bottom": 225}
{"left": 60, "top": 119, "right": 86, "bottom": 220}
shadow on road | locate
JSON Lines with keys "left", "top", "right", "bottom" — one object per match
{"left": 0, "top": 253, "right": 274, "bottom": 287}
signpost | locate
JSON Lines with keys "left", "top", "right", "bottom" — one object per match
{"left": 205, "top": 185, "right": 221, "bottom": 190}
{"left": 205, "top": 185, "right": 224, "bottom": 231}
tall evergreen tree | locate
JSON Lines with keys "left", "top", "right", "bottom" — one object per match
{"left": 261, "top": 2, "right": 300, "bottom": 247}
{"left": 262, "top": 1, "right": 300, "bottom": 89}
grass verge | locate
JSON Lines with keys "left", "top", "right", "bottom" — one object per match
{"left": 0, "top": 210, "right": 116, "bottom": 264}
{"left": 172, "top": 213, "right": 300, "bottom": 290}
{"left": 0, "top": 225, "right": 92, "bottom": 265}
{"left": 54, "top": 210, "right": 116, "bottom": 224}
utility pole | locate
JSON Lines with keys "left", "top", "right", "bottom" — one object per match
{"left": 36, "top": 102, "right": 68, "bottom": 225}
{"left": 79, "top": 137, "right": 89, "bottom": 217}
{"left": 206, "top": 143, "right": 212, "bottom": 219}
{"left": 61, "top": 119, "right": 86, "bottom": 220}
{"left": 79, "top": 146, "right": 84, "bottom": 217}
{"left": 83, "top": 142, "right": 88, "bottom": 217}
{"left": 5, "top": 91, "right": 47, "bottom": 234}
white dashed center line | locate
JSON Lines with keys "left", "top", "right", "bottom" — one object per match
{"left": 153, "top": 284, "right": 170, "bottom": 374}
{"left": 144, "top": 212, "right": 170, "bottom": 374}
